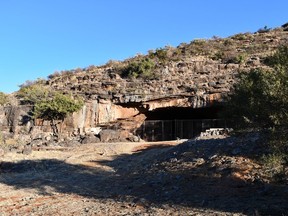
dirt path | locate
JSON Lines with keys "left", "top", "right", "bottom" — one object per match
{"left": 0, "top": 138, "right": 287, "bottom": 215}
{"left": 0, "top": 140, "right": 207, "bottom": 216}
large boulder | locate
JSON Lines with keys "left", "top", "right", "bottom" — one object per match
{"left": 99, "top": 129, "right": 139, "bottom": 142}
{"left": 99, "top": 129, "right": 120, "bottom": 142}
{"left": 81, "top": 134, "right": 100, "bottom": 144}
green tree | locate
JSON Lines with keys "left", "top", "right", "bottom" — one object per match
{"left": 17, "top": 84, "right": 50, "bottom": 104}
{"left": 224, "top": 45, "right": 288, "bottom": 129}
{"left": 265, "top": 45, "right": 288, "bottom": 71}
{"left": 223, "top": 45, "right": 288, "bottom": 159}
{"left": 34, "top": 93, "right": 83, "bottom": 137}
{"left": 34, "top": 93, "right": 83, "bottom": 121}
{"left": 224, "top": 69, "right": 282, "bottom": 128}
{"left": 17, "top": 84, "right": 84, "bottom": 137}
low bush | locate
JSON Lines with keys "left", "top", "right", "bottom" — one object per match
{"left": 223, "top": 45, "right": 288, "bottom": 170}
{"left": 121, "top": 58, "right": 156, "bottom": 79}
{"left": 0, "top": 92, "right": 8, "bottom": 106}
{"left": 17, "top": 84, "right": 50, "bottom": 104}
{"left": 262, "top": 152, "right": 286, "bottom": 182}
{"left": 149, "top": 48, "right": 168, "bottom": 63}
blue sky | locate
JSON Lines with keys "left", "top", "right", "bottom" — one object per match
{"left": 1, "top": 0, "right": 288, "bottom": 93}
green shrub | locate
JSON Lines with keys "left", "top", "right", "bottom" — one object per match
{"left": 223, "top": 45, "right": 288, "bottom": 164}
{"left": 149, "top": 48, "right": 168, "bottom": 63}
{"left": 224, "top": 68, "right": 287, "bottom": 128}
{"left": 224, "top": 45, "right": 288, "bottom": 128}
{"left": 121, "top": 58, "right": 156, "bottom": 79}
{"left": 213, "top": 51, "right": 247, "bottom": 64}
{"left": 223, "top": 38, "right": 234, "bottom": 46}
{"left": 0, "top": 92, "right": 8, "bottom": 106}
{"left": 211, "top": 51, "right": 224, "bottom": 61}
{"left": 17, "top": 84, "right": 50, "bottom": 104}
{"left": 231, "top": 33, "right": 247, "bottom": 40}
{"left": 17, "top": 83, "right": 84, "bottom": 137}
{"left": 34, "top": 92, "right": 83, "bottom": 137}
{"left": 262, "top": 153, "right": 286, "bottom": 182}
{"left": 264, "top": 45, "right": 288, "bottom": 71}
{"left": 234, "top": 54, "right": 247, "bottom": 64}
{"left": 34, "top": 93, "right": 84, "bottom": 121}
{"left": 192, "top": 39, "right": 207, "bottom": 46}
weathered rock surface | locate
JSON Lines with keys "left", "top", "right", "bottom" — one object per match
{"left": 1, "top": 27, "right": 288, "bottom": 145}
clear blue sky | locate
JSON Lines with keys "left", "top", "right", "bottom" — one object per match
{"left": 1, "top": 0, "right": 288, "bottom": 93}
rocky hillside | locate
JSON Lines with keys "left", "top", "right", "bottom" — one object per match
{"left": 45, "top": 25, "right": 288, "bottom": 107}
{"left": 1, "top": 24, "right": 288, "bottom": 148}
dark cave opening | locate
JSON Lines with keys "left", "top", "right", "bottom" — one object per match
{"left": 145, "top": 106, "right": 222, "bottom": 120}
{"left": 137, "top": 106, "right": 226, "bottom": 141}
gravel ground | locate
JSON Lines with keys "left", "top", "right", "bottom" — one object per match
{"left": 0, "top": 135, "right": 287, "bottom": 216}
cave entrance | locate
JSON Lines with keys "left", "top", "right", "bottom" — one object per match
{"left": 136, "top": 106, "right": 227, "bottom": 141}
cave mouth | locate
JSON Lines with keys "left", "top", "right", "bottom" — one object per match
{"left": 137, "top": 106, "right": 226, "bottom": 141}
{"left": 145, "top": 106, "right": 222, "bottom": 120}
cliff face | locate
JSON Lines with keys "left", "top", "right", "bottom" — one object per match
{"left": 49, "top": 57, "right": 236, "bottom": 107}
{"left": 46, "top": 27, "right": 288, "bottom": 110}
{"left": 1, "top": 26, "right": 288, "bottom": 144}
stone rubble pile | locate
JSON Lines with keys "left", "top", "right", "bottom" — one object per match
{"left": 199, "top": 128, "right": 233, "bottom": 138}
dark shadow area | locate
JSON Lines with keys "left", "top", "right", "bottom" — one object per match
{"left": 145, "top": 106, "right": 222, "bottom": 120}
{"left": 0, "top": 137, "right": 288, "bottom": 215}
{"left": 135, "top": 105, "right": 231, "bottom": 141}
{"left": 136, "top": 119, "right": 228, "bottom": 141}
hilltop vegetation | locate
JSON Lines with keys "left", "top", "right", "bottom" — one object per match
{"left": 0, "top": 92, "right": 8, "bottom": 106}
{"left": 43, "top": 24, "right": 288, "bottom": 83}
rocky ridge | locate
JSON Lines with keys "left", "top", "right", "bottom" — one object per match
{"left": 1, "top": 25, "right": 288, "bottom": 150}
{"left": 45, "top": 27, "right": 288, "bottom": 106}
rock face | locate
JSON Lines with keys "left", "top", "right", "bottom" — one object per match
{"left": 47, "top": 26, "right": 288, "bottom": 108}
{"left": 49, "top": 58, "right": 235, "bottom": 106}
{"left": 1, "top": 27, "right": 288, "bottom": 145}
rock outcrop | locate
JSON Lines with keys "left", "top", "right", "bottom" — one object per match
{"left": 1, "top": 26, "right": 288, "bottom": 147}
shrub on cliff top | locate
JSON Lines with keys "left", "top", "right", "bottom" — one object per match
{"left": 149, "top": 48, "right": 169, "bottom": 64}
{"left": 0, "top": 92, "right": 8, "bottom": 106}
{"left": 121, "top": 58, "right": 156, "bottom": 79}
{"left": 17, "top": 84, "right": 50, "bottom": 104}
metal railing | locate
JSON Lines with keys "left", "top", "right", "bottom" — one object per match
{"left": 136, "top": 119, "right": 227, "bottom": 141}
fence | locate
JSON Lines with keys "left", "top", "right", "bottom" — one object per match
{"left": 136, "top": 119, "right": 227, "bottom": 141}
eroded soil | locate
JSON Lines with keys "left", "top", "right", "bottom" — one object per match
{"left": 0, "top": 136, "right": 287, "bottom": 216}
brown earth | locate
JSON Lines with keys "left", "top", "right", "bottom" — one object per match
{"left": 0, "top": 134, "right": 287, "bottom": 216}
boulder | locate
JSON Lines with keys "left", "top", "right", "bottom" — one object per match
{"left": 99, "top": 129, "right": 122, "bottom": 142}
{"left": 81, "top": 134, "right": 100, "bottom": 144}
{"left": 22, "top": 145, "right": 32, "bottom": 155}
